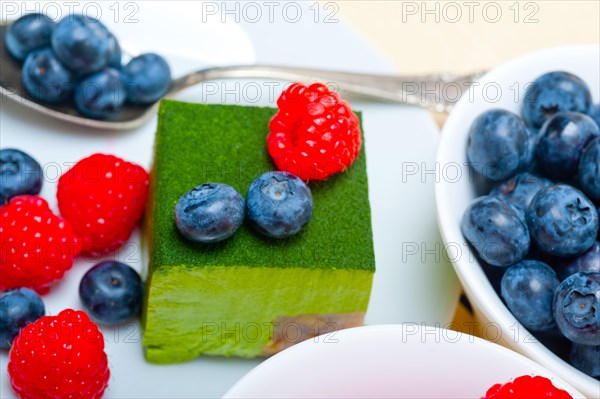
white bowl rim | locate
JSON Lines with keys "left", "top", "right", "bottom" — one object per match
{"left": 435, "top": 44, "right": 600, "bottom": 399}
{"left": 224, "top": 324, "right": 585, "bottom": 398}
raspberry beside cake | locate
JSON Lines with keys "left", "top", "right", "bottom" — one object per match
{"left": 143, "top": 99, "right": 375, "bottom": 363}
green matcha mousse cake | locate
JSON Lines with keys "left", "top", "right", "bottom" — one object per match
{"left": 143, "top": 99, "right": 375, "bottom": 363}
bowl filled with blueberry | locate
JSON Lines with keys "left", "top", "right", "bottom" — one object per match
{"left": 435, "top": 45, "right": 600, "bottom": 398}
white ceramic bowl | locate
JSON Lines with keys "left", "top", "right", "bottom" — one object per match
{"left": 224, "top": 324, "right": 583, "bottom": 398}
{"left": 435, "top": 45, "right": 600, "bottom": 398}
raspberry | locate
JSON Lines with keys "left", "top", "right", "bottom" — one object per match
{"left": 483, "top": 375, "right": 573, "bottom": 399}
{"left": 0, "top": 196, "right": 82, "bottom": 294}
{"left": 57, "top": 153, "right": 149, "bottom": 257}
{"left": 267, "top": 82, "right": 362, "bottom": 181}
{"left": 8, "top": 309, "right": 109, "bottom": 399}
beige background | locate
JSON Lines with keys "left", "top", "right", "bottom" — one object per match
{"left": 338, "top": 1, "right": 600, "bottom": 75}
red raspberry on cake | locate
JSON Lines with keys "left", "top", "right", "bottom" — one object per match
{"left": 267, "top": 82, "right": 362, "bottom": 181}
{"left": 0, "top": 195, "right": 82, "bottom": 294}
{"left": 8, "top": 309, "right": 110, "bottom": 399}
{"left": 483, "top": 375, "right": 573, "bottom": 399}
{"left": 57, "top": 153, "right": 149, "bottom": 257}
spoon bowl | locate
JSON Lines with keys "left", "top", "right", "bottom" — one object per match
{"left": 0, "top": 23, "right": 156, "bottom": 130}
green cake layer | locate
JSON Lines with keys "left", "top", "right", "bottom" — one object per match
{"left": 143, "top": 99, "right": 376, "bottom": 363}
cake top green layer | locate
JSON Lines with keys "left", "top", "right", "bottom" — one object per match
{"left": 150, "top": 99, "right": 375, "bottom": 272}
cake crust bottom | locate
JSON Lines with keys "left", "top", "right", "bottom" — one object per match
{"left": 263, "top": 312, "right": 365, "bottom": 356}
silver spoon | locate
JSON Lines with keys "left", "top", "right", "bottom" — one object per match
{"left": 0, "top": 22, "right": 482, "bottom": 131}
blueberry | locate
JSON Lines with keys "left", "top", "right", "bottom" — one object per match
{"left": 466, "top": 109, "right": 529, "bottom": 181}
{"left": 490, "top": 172, "right": 552, "bottom": 212}
{"left": 79, "top": 261, "right": 143, "bottom": 324}
{"left": 74, "top": 68, "right": 126, "bottom": 119}
{"left": 537, "top": 112, "right": 599, "bottom": 180}
{"left": 553, "top": 272, "right": 600, "bottom": 346}
{"left": 0, "top": 288, "right": 45, "bottom": 349}
{"left": 22, "top": 47, "right": 73, "bottom": 103}
{"left": 501, "top": 260, "right": 559, "bottom": 331}
{"left": 524, "top": 127, "right": 542, "bottom": 172}
{"left": 0, "top": 148, "right": 43, "bottom": 204}
{"left": 480, "top": 261, "right": 508, "bottom": 293}
{"left": 246, "top": 171, "right": 313, "bottom": 239}
{"left": 556, "top": 242, "right": 600, "bottom": 281}
{"left": 534, "top": 328, "right": 573, "bottom": 362}
{"left": 174, "top": 183, "right": 245, "bottom": 243}
{"left": 51, "top": 14, "right": 112, "bottom": 75}
{"left": 588, "top": 104, "right": 600, "bottom": 128}
{"left": 4, "top": 13, "right": 55, "bottom": 61}
{"left": 522, "top": 71, "right": 592, "bottom": 128}
{"left": 123, "top": 53, "right": 171, "bottom": 104}
{"left": 462, "top": 196, "right": 530, "bottom": 267}
{"left": 570, "top": 344, "right": 600, "bottom": 377}
{"left": 579, "top": 137, "right": 600, "bottom": 202}
{"left": 108, "top": 33, "right": 121, "bottom": 68}
{"left": 527, "top": 185, "right": 598, "bottom": 257}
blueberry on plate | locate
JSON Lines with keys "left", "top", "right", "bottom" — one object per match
{"left": 522, "top": 71, "right": 592, "bottom": 128}
{"left": 51, "top": 14, "right": 112, "bottom": 75}
{"left": 527, "top": 185, "right": 598, "bottom": 257}
{"left": 556, "top": 242, "right": 600, "bottom": 281}
{"left": 461, "top": 196, "right": 530, "bottom": 267}
{"left": 4, "top": 13, "right": 55, "bottom": 61}
{"left": 0, "top": 288, "right": 45, "bottom": 349}
{"left": 123, "top": 53, "right": 171, "bottom": 104}
{"left": 74, "top": 68, "right": 126, "bottom": 119}
{"left": 0, "top": 148, "right": 43, "bottom": 204}
{"left": 466, "top": 109, "right": 529, "bottom": 181}
{"left": 579, "top": 137, "right": 600, "bottom": 202}
{"left": 570, "top": 343, "right": 600, "bottom": 377}
{"left": 489, "top": 172, "right": 552, "bottom": 212}
{"left": 79, "top": 261, "right": 143, "bottom": 324}
{"left": 175, "top": 183, "right": 245, "bottom": 243}
{"left": 537, "top": 112, "right": 599, "bottom": 180}
{"left": 246, "top": 171, "right": 313, "bottom": 239}
{"left": 22, "top": 47, "right": 73, "bottom": 103}
{"left": 553, "top": 272, "right": 600, "bottom": 346}
{"left": 501, "top": 260, "right": 559, "bottom": 331}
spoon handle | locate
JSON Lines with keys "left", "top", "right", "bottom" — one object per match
{"left": 170, "top": 65, "right": 483, "bottom": 113}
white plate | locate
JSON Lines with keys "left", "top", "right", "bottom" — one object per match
{"left": 1, "top": 2, "right": 460, "bottom": 397}
{"left": 435, "top": 45, "right": 600, "bottom": 398}
{"left": 224, "top": 324, "right": 584, "bottom": 398}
